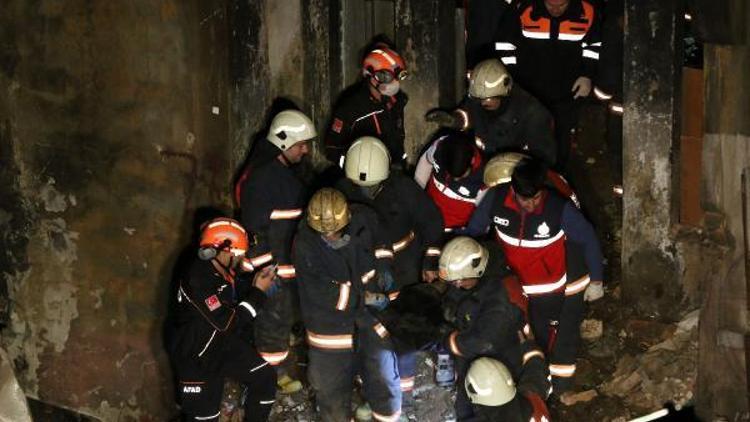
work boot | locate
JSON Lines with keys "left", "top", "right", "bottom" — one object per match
{"left": 435, "top": 351, "right": 455, "bottom": 388}
{"left": 354, "top": 402, "right": 373, "bottom": 421}
{"left": 277, "top": 374, "right": 303, "bottom": 394}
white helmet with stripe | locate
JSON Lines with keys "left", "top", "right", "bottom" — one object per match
{"left": 465, "top": 357, "right": 517, "bottom": 406}
{"left": 267, "top": 110, "right": 317, "bottom": 151}
{"left": 468, "top": 59, "right": 513, "bottom": 99}
{"left": 438, "top": 236, "right": 489, "bottom": 282}
{"left": 344, "top": 136, "right": 391, "bottom": 187}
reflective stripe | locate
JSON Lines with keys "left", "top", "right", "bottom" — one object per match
{"left": 549, "top": 363, "right": 576, "bottom": 377}
{"left": 239, "top": 301, "right": 257, "bottom": 318}
{"left": 240, "top": 258, "right": 254, "bottom": 272}
{"left": 495, "top": 227, "right": 565, "bottom": 248}
{"left": 206, "top": 220, "right": 246, "bottom": 233}
{"left": 523, "top": 324, "right": 532, "bottom": 337}
{"left": 426, "top": 247, "right": 442, "bottom": 257}
{"left": 475, "top": 136, "right": 485, "bottom": 151}
{"left": 593, "top": 86, "right": 613, "bottom": 100}
{"left": 374, "top": 323, "right": 389, "bottom": 338}
{"left": 565, "top": 275, "right": 591, "bottom": 296}
{"left": 373, "top": 410, "right": 402, "bottom": 422}
{"left": 432, "top": 177, "right": 477, "bottom": 204}
{"left": 259, "top": 399, "right": 275, "bottom": 405}
{"left": 198, "top": 330, "right": 217, "bottom": 357}
{"left": 522, "top": 30, "right": 550, "bottom": 39}
{"left": 582, "top": 42, "right": 602, "bottom": 47}
{"left": 501, "top": 56, "right": 517, "bottom": 65}
{"left": 195, "top": 411, "right": 221, "bottom": 420}
{"left": 354, "top": 109, "right": 384, "bottom": 123}
{"left": 388, "top": 291, "right": 400, "bottom": 301}
{"left": 523, "top": 350, "right": 545, "bottom": 365}
{"left": 448, "top": 331, "right": 463, "bottom": 356}
{"left": 250, "top": 252, "right": 273, "bottom": 267}
{"left": 362, "top": 269, "right": 376, "bottom": 284}
{"left": 375, "top": 248, "right": 394, "bottom": 259}
{"left": 259, "top": 351, "right": 289, "bottom": 365}
{"left": 582, "top": 49, "right": 600, "bottom": 60}
{"left": 627, "top": 409, "right": 670, "bottom": 422}
{"left": 456, "top": 109, "right": 469, "bottom": 130}
{"left": 400, "top": 376, "right": 415, "bottom": 392}
{"left": 250, "top": 361, "right": 269, "bottom": 373}
{"left": 393, "top": 231, "right": 415, "bottom": 253}
{"left": 610, "top": 103, "right": 624, "bottom": 114}
{"left": 495, "top": 42, "right": 517, "bottom": 51}
{"left": 558, "top": 32, "right": 585, "bottom": 41}
{"left": 277, "top": 265, "right": 296, "bottom": 279}
{"left": 306, "top": 331, "right": 354, "bottom": 350}
{"left": 522, "top": 274, "right": 567, "bottom": 295}
{"left": 269, "top": 209, "right": 303, "bottom": 220}
{"left": 336, "top": 281, "right": 351, "bottom": 311}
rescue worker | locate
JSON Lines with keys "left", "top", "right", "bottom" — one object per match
{"left": 425, "top": 58, "right": 557, "bottom": 165}
{"left": 235, "top": 109, "right": 315, "bottom": 390}
{"left": 414, "top": 130, "right": 488, "bottom": 233}
{"left": 294, "top": 188, "right": 401, "bottom": 422}
{"left": 465, "top": 356, "right": 551, "bottom": 422}
{"left": 325, "top": 44, "right": 409, "bottom": 169}
{"left": 439, "top": 236, "right": 527, "bottom": 420}
{"left": 339, "top": 136, "right": 444, "bottom": 408}
{"left": 465, "top": 157, "right": 604, "bottom": 394}
{"left": 494, "top": 0, "right": 603, "bottom": 170}
{"left": 169, "top": 217, "right": 277, "bottom": 422}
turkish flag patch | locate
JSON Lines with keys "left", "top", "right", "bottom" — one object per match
{"left": 332, "top": 118, "right": 343, "bottom": 133}
{"left": 204, "top": 295, "right": 221, "bottom": 311}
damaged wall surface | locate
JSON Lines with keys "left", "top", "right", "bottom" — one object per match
{"left": 0, "top": 0, "right": 232, "bottom": 419}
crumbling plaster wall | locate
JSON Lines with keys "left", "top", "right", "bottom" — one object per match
{"left": 0, "top": 0, "right": 231, "bottom": 419}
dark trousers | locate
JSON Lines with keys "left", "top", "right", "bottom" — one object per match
{"left": 177, "top": 335, "right": 277, "bottom": 422}
{"left": 549, "top": 99, "right": 581, "bottom": 173}
{"left": 528, "top": 291, "right": 584, "bottom": 393}
{"left": 254, "top": 282, "right": 295, "bottom": 367}
{"left": 307, "top": 327, "right": 401, "bottom": 422}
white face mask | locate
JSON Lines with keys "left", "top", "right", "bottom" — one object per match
{"left": 378, "top": 80, "right": 400, "bottom": 97}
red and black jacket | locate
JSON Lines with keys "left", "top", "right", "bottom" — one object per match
{"left": 496, "top": 0, "right": 603, "bottom": 104}
{"left": 418, "top": 137, "right": 488, "bottom": 230}
{"left": 465, "top": 183, "right": 603, "bottom": 296}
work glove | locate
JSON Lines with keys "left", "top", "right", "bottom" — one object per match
{"left": 425, "top": 109, "right": 459, "bottom": 128}
{"left": 583, "top": 280, "right": 604, "bottom": 302}
{"left": 572, "top": 76, "right": 592, "bottom": 99}
{"left": 365, "top": 291, "right": 389, "bottom": 311}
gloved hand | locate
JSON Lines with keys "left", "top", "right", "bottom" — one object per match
{"left": 572, "top": 76, "right": 592, "bottom": 99}
{"left": 583, "top": 280, "right": 604, "bottom": 302}
{"left": 425, "top": 109, "right": 459, "bottom": 128}
{"left": 253, "top": 266, "right": 280, "bottom": 297}
{"left": 364, "top": 291, "right": 389, "bottom": 311}
{"left": 376, "top": 269, "right": 396, "bottom": 292}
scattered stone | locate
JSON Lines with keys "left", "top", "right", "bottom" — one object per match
{"left": 560, "top": 389, "right": 598, "bottom": 406}
{"left": 581, "top": 319, "right": 604, "bottom": 341}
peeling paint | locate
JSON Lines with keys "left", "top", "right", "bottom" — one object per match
{"left": 39, "top": 179, "right": 68, "bottom": 213}
{"left": 41, "top": 283, "right": 79, "bottom": 353}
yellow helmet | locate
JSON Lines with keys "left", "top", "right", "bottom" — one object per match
{"left": 483, "top": 152, "right": 530, "bottom": 187}
{"left": 307, "top": 188, "right": 351, "bottom": 234}
{"left": 466, "top": 357, "right": 517, "bottom": 406}
{"left": 438, "top": 237, "right": 489, "bottom": 282}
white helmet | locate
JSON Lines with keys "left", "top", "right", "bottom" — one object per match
{"left": 483, "top": 152, "right": 530, "bottom": 187}
{"left": 468, "top": 59, "right": 513, "bottom": 99}
{"left": 466, "top": 357, "right": 517, "bottom": 407}
{"left": 267, "top": 110, "right": 317, "bottom": 151}
{"left": 438, "top": 237, "right": 489, "bottom": 282}
{"left": 344, "top": 136, "right": 391, "bottom": 187}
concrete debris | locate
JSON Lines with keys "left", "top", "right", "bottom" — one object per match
{"left": 560, "top": 389, "right": 598, "bottom": 406}
{"left": 600, "top": 312, "right": 698, "bottom": 413}
{"left": 0, "top": 347, "right": 32, "bottom": 422}
{"left": 580, "top": 319, "right": 604, "bottom": 341}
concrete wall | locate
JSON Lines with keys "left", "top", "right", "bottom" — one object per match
{"left": 0, "top": 0, "right": 231, "bottom": 419}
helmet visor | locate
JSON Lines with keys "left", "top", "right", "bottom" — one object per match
{"left": 373, "top": 69, "right": 409, "bottom": 84}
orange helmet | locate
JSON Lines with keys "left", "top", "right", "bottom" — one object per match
{"left": 199, "top": 218, "right": 249, "bottom": 260}
{"left": 362, "top": 46, "right": 408, "bottom": 83}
